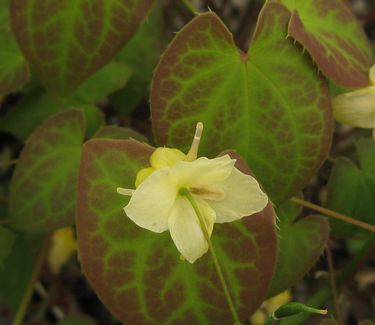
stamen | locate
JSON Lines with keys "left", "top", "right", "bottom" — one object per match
{"left": 190, "top": 186, "right": 226, "bottom": 201}
{"left": 186, "top": 122, "right": 203, "bottom": 161}
{"left": 116, "top": 187, "right": 134, "bottom": 196}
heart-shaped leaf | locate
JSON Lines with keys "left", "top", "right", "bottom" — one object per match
{"left": 9, "top": 109, "right": 85, "bottom": 232}
{"left": 151, "top": 2, "right": 332, "bottom": 204}
{"left": 267, "top": 201, "right": 329, "bottom": 297}
{"left": 327, "top": 138, "right": 375, "bottom": 237}
{"left": 0, "top": 0, "right": 28, "bottom": 94}
{"left": 277, "top": 0, "right": 373, "bottom": 88}
{"left": 77, "top": 140, "right": 277, "bottom": 324}
{"left": 10, "top": 0, "right": 154, "bottom": 95}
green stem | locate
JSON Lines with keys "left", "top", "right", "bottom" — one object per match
{"left": 326, "top": 246, "right": 342, "bottom": 324}
{"left": 13, "top": 236, "right": 50, "bottom": 325}
{"left": 278, "top": 234, "right": 375, "bottom": 325}
{"left": 291, "top": 197, "right": 375, "bottom": 233}
{"left": 179, "top": 187, "right": 241, "bottom": 325}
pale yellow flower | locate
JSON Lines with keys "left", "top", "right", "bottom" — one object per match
{"left": 117, "top": 123, "right": 268, "bottom": 263}
{"left": 48, "top": 227, "right": 77, "bottom": 274}
{"left": 333, "top": 64, "right": 375, "bottom": 140}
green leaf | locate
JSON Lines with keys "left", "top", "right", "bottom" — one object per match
{"left": 0, "top": 235, "right": 34, "bottom": 311}
{"left": 0, "top": 89, "right": 65, "bottom": 140}
{"left": 17, "top": 62, "right": 130, "bottom": 136}
{"left": 326, "top": 138, "right": 375, "bottom": 237}
{"left": 67, "top": 61, "right": 132, "bottom": 104}
{"left": 0, "top": 89, "right": 103, "bottom": 140}
{"left": 10, "top": 0, "right": 155, "bottom": 95}
{"left": 0, "top": 226, "right": 16, "bottom": 269}
{"left": 277, "top": 0, "right": 373, "bottom": 88}
{"left": 94, "top": 125, "right": 147, "bottom": 142}
{"left": 111, "top": 4, "right": 165, "bottom": 115}
{"left": 77, "top": 140, "right": 277, "bottom": 324}
{"left": 9, "top": 109, "right": 85, "bottom": 232}
{"left": 151, "top": 3, "right": 332, "bottom": 204}
{"left": 0, "top": 0, "right": 28, "bottom": 94}
{"left": 79, "top": 105, "right": 104, "bottom": 139}
{"left": 267, "top": 201, "right": 329, "bottom": 297}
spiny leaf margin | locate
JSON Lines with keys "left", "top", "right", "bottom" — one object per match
{"left": 151, "top": 3, "right": 333, "bottom": 204}
{"left": 267, "top": 201, "right": 329, "bottom": 297}
{"left": 277, "top": 0, "right": 373, "bottom": 88}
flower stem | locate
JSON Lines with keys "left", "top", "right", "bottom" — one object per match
{"left": 326, "top": 245, "right": 342, "bottom": 324}
{"left": 278, "top": 234, "right": 375, "bottom": 325}
{"left": 290, "top": 197, "right": 375, "bottom": 233}
{"left": 179, "top": 187, "right": 241, "bottom": 325}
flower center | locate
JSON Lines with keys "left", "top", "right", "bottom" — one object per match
{"left": 189, "top": 185, "right": 226, "bottom": 201}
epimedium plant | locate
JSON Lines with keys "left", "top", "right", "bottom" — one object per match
{"left": 0, "top": 0, "right": 374, "bottom": 324}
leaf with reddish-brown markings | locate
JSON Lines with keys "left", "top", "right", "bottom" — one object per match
{"left": 10, "top": 0, "right": 154, "bottom": 95}
{"left": 9, "top": 109, "right": 85, "bottom": 232}
{"left": 276, "top": 0, "right": 373, "bottom": 88}
{"left": 76, "top": 141, "right": 277, "bottom": 324}
{"left": 151, "top": 3, "right": 333, "bottom": 204}
{"left": 0, "top": 0, "right": 28, "bottom": 94}
{"left": 267, "top": 201, "right": 329, "bottom": 297}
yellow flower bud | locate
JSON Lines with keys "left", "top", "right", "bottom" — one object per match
{"left": 150, "top": 147, "right": 186, "bottom": 169}
{"left": 48, "top": 227, "right": 77, "bottom": 274}
{"left": 135, "top": 167, "right": 155, "bottom": 187}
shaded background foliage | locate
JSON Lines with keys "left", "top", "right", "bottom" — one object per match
{"left": 0, "top": 0, "right": 374, "bottom": 324}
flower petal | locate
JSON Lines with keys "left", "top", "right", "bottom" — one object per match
{"left": 125, "top": 168, "right": 177, "bottom": 233}
{"left": 208, "top": 167, "right": 268, "bottom": 223}
{"left": 170, "top": 155, "right": 235, "bottom": 189}
{"left": 333, "top": 86, "right": 375, "bottom": 128}
{"left": 150, "top": 147, "right": 186, "bottom": 169}
{"left": 168, "top": 197, "right": 216, "bottom": 263}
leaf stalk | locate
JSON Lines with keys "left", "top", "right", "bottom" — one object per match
{"left": 290, "top": 197, "right": 375, "bottom": 233}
